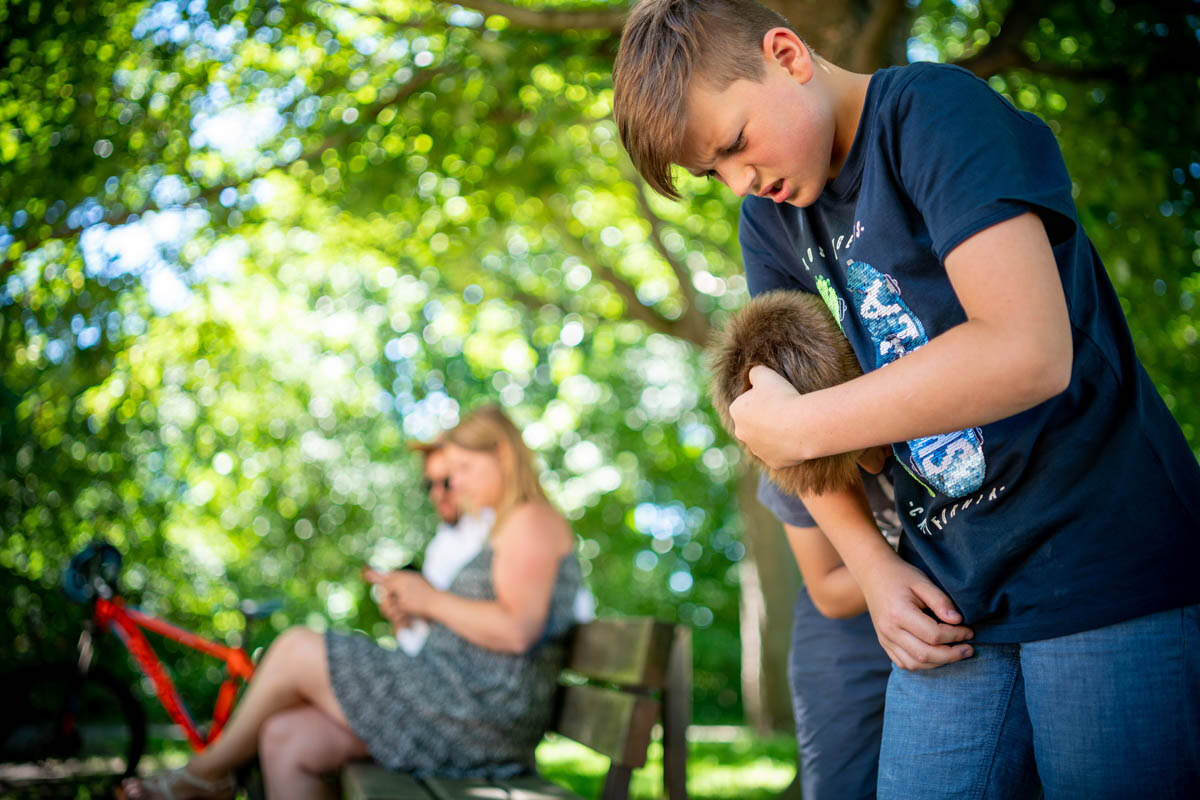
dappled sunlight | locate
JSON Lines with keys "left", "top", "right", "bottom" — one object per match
{"left": 2, "top": 2, "right": 1197, "bottom": 776}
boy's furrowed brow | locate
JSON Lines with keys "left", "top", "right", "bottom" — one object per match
{"left": 686, "top": 129, "right": 741, "bottom": 177}
{"left": 682, "top": 143, "right": 721, "bottom": 178}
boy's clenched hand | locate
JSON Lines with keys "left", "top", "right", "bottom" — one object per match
{"left": 729, "top": 364, "right": 808, "bottom": 468}
{"left": 857, "top": 555, "right": 975, "bottom": 670}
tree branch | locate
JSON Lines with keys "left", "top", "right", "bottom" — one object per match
{"left": 547, "top": 218, "right": 684, "bottom": 339}
{"left": 452, "top": 0, "right": 628, "bottom": 32}
{"left": 952, "top": 0, "right": 1047, "bottom": 78}
{"left": 628, "top": 178, "right": 711, "bottom": 346}
{"left": 849, "top": 0, "right": 908, "bottom": 73}
{"left": 949, "top": 0, "right": 1198, "bottom": 84}
{"left": 314, "top": 64, "right": 449, "bottom": 154}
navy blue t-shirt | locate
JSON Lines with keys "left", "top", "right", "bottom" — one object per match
{"left": 742, "top": 62, "right": 1200, "bottom": 643}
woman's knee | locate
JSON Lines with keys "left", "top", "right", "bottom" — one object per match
{"left": 258, "top": 711, "right": 297, "bottom": 763}
{"left": 263, "top": 707, "right": 362, "bottom": 775}
{"left": 272, "top": 626, "right": 320, "bottom": 657}
{"left": 261, "top": 627, "right": 324, "bottom": 675}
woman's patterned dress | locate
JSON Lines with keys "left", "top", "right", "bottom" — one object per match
{"left": 326, "top": 546, "right": 582, "bottom": 777}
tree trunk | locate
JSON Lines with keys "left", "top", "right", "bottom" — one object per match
{"left": 766, "top": 0, "right": 863, "bottom": 64}
{"left": 767, "top": 0, "right": 912, "bottom": 73}
{"left": 735, "top": 465, "right": 801, "bottom": 734}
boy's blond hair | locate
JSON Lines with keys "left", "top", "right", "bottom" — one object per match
{"left": 613, "top": 0, "right": 796, "bottom": 199}
{"left": 708, "top": 291, "right": 863, "bottom": 496}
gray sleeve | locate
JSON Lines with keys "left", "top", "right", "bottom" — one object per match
{"left": 756, "top": 472, "right": 817, "bottom": 528}
{"left": 756, "top": 463, "right": 903, "bottom": 542}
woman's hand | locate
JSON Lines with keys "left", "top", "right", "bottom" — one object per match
{"left": 728, "top": 365, "right": 807, "bottom": 468}
{"left": 856, "top": 555, "right": 975, "bottom": 670}
{"left": 364, "top": 569, "right": 438, "bottom": 624}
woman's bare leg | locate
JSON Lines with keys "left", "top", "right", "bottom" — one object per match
{"left": 122, "top": 627, "right": 350, "bottom": 799}
{"left": 259, "top": 707, "right": 369, "bottom": 800}
{"left": 191, "top": 627, "right": 349, "bottom": 778}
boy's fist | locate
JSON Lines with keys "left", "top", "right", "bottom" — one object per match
{"left": 729, "top": 364, "right": 806, "bottom": 468}
{"left": 858, "top": 556, "right": 975, "bottom": 671}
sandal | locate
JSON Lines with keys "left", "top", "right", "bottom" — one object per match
{"left": 118, "top": 767, "right": 236, "bottom": 800}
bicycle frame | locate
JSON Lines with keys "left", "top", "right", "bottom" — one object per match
{"left": 92, "top": 596, "right": 255, "bottom": 751}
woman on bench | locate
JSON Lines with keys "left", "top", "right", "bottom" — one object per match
{"left": 121, "top": 404, "right": 585, "bottom": 800}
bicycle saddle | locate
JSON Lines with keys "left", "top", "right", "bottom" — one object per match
{"left": 63, "top": 541, "right": 123, "bottom": 603}
{"left": 238, "top": 598, "right": 283, "bottom": 621}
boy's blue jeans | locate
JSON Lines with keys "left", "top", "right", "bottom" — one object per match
{"left": 877, "top": 603, "right": 1200, "bottom": 799}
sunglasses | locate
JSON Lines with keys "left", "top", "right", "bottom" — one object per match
{"left": 422, "top": 476, "right": 451, "bottom": 493}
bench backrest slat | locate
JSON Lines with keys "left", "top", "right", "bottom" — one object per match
{"left": 564, "top": 617, "right": 675, "bottom": 688}
{"left": 552, "top": 683, "right": 660, "bottom": 766}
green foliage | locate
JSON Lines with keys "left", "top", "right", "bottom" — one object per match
{"left": 1, "top": 0, "right": 1197, "bottom": 738}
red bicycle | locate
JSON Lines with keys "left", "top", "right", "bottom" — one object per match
{"left": 0, "top": 541, "right": 274, "bottom": 790}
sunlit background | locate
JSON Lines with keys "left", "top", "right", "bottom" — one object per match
{"left": 3, "top": 0, "right": 1198, "bottom": 756}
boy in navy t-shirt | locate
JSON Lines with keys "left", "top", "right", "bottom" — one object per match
{"left": 613, "top": 0, "right": 1200, "bottom": 795}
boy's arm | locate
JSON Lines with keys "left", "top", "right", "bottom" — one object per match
{"left": 799, "top": 483, "right": 975, "bottom": 670}
{"left": 784, "top": 522, "right": 866, "bottom": 619}
{"left": 730, "top": 212, "right": 1072, "bottom": 465}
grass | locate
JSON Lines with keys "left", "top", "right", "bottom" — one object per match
{"left": 1, "top": 728, "right": 798, "bottom": 799}
{"left": 536, "top": 729, "right": 798, "bottom": 800}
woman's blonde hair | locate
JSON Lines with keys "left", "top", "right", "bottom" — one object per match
{"left": 444, "top": 404, "right": 548, "bottom": 524}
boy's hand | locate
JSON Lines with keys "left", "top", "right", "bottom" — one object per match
{"left": 858, "top": 557, "right": 975, "bottom": 670}
{"left": 729, "top": 365, "right": 806, "bottom": 468}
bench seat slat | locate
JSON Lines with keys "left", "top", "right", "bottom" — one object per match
{"left": 500, "top": 776, "right": 585, "bottom": 800}
{"left": 419, "top": 776, "right": 584, "bottom": 800}
{"left": 342, "top": 763, "right": 431, "bottom": 800}
{"left": 424, "top": 776, "right": 510, "bottom": 800}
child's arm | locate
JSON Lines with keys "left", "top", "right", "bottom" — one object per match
{"left": 784, "top": 521, "right": 866, "bottom": 619}
{"left": 730, "top": 212, "right": 1072, "bottom": 466}
{"left": 799, "top": 482, "right": 975, "bottom": 670}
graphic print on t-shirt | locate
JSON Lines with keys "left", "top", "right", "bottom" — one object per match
{"left": 846, "top": 259, "right": 987, "bottom": 498}
{"left": 815, "top": 274, "right": 847, "bottom": 331}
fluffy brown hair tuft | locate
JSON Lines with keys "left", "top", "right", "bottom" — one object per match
{"left": 709, "top": 290, "right": 863, "bottom": 496}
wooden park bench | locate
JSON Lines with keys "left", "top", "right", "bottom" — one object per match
{"left": 340, "top": 617, "right": 691, "bottom": 800}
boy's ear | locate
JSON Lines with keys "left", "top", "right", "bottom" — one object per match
{"left": 762, "top": 27, "right": 814, "bottom": 83}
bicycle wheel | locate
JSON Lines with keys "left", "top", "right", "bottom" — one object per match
{"left": 0, "top": 661, "right": 147, "bottom": 780}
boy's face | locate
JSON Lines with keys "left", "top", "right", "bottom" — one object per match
{"left": 680, "top": 29, "right": 836, "bottom": 208}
